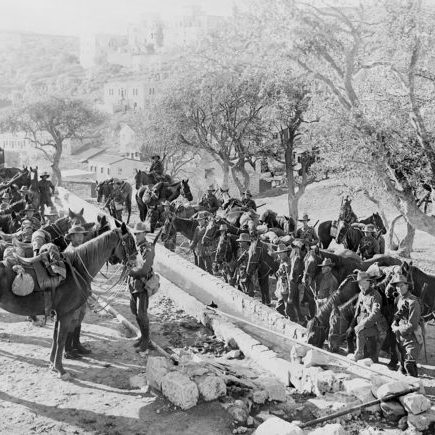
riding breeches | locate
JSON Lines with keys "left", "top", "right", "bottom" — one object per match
{"left": 397, "top": 334, "right": 421, "bottom": 377}
{"left": 130, "top": 291, "right": 150, "bottom": 343}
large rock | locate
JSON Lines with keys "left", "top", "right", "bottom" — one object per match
{"left": 313, "top": 370, "right": 338, "bottom": 396}
{"left": 380, "top": 400, "right": 406, "bottom": 420}
{"left": 375, "top": 381, "right": 411, "bottom": 400}
{"left": 343, "top": 378, "right": 379, "bottom": 413}
{"left": 407, "top": 405, "right": 435, "bottom": 431}
{"left": 161, "top": 371, "right": 199, "bottom": 410}
{"left": 303, "top": 349, "right": 330, "bottom": 368}
{"left": 146, "top": 356, "right": 173, "bottom": 390}
{"left": 307, "top": 423, "right": 346, "bottom": 435}
{"left": 252, "top": 390, "right": 269, "bottom": 404}
{"left": 194, "top": 374, "right": 226, "bottom": 401}
{"left": 257, "top": 376, "right": 286, "bottom": 402}
{"left": 370, "top": 374, "right": 391, "bottom": 397}
{"left": 290, "top": 345, "right": 308, "bottom": 364}
{"left": 228, "top": 404, "right": 249, "bottom": 423}
{"left": 399, "top": 393, "right": 431, "bottom": 415}
{"left": 254, "top": 417, "right": 304, "bottom": 435}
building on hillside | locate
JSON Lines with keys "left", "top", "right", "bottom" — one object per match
{"left": 119, "top": 124, "right": 142, "bottom": 160}
{"left": 79, "top": 33, "right": 128, "bottom": 69}
{"left": 86, "top": 152, "right": 145, "bottom": 182}
{"left": 102, "top": 78, "right": 159, "bottom": 113}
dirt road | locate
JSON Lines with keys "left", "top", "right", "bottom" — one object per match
{"left": 0, "top": 291, "right": 233, "bottom": 435}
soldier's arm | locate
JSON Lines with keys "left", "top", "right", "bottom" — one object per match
{"left": 189, "top": 228, "right": 199, "bottom": 249}
{"left": 400, "top": 299, "right": 421, "bottom": 334}
{"left": 361, "top": 293, "right": 383, "bottom": 328}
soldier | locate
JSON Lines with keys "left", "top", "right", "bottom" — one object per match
{"left": 128, "top": 222, "right": 156, "bottom": 352}
{"left": 295, "top": 213, "right": 319, "bottom": 246}
{"left": 274, "top": 243, "right": 291, "bottom": 317}
{"left": 22, "top": 204, "right": 41, "bottom": 231}
{"left": 313, "top": 258, "right": 338, "bottom": 313}
{"left": 199, "top": 186, "right": 220, "bottom": 214}
{"left": 390, "top": 274, "right": 423, "bottom": 377}
{"left": 234, "top": 232, "right": 254, "bottom": 296}
{"left": 44, "top": 206, "right": 59, "bottom": 225}
{"left": 347, "top": 271, "right": 388, "bottom": 362}
{"left": 189, "top": 211, "right": 212, "bottom": 273}
{"left": 288, "top": 239, "right": 305, "bottom": 323}
{"left": 160, "top": 201, "right": 176, "bottom": 251}
{"left": 339, "top": 196, "right": 358, "bottom": 225}
{"left": 241, "top": 190, "right": 257, "bottom": 211}
{"left": 357, "top": 224, "right": 380, "bottom": 260}
{"left": 63, "top": 225, "right": 91, "bottom": 359}
{"left": 149, "top": 155, "right": 164, "bottom": 181}
{"left": 38, "top": 171, "right": 55, "bottom": 216}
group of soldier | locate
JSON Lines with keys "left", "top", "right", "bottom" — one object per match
{"left": 161, "top": 186, "right": 424, "bottom": 377}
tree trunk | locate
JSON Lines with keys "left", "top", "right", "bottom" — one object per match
{"left": 51, "top": 144, "right": 62, "bottom": 186}
{"left": 284, "top": 136, "right": 299, "bottom": 220}
{"left": 230, "top": 166, "right": 244, "bottom": 195}
{"left": 222, "top": 160, "right": 229, "bottom": 189}
{"left": 398, "top": 221, "right": 415, "bottom": 258}
{"left": 388, "top": 214, "right": 403, "bottom": 250}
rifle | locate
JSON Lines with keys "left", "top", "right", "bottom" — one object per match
{"left": 256, "top": 203, "right": 267, "bottom": 209}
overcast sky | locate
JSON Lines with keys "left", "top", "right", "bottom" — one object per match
{"left": 0, "top": 0, "right": 234, "bottom": 36}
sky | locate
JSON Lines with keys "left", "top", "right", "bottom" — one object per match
{"left": 0, "top": 0, "right": 234, "bottom": 36}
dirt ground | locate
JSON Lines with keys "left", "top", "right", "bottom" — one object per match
{"left": 0, "top": 291, "right": 234, "bottom": 435}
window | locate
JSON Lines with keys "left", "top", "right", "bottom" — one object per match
{"left": 118, "top": 168, "right": 122, "bottom": 175}
{"left": 100, "top": 167, "right": 103, "bottom": 174}
{"left": 109, "top": 89, "right": 114, "bottom": 95}
{"left": 107, "top": 168, "right": 110, "bottom": 175}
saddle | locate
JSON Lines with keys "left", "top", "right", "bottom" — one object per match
{"left": 9, "top": 243, "right": 66, "bottom": 319}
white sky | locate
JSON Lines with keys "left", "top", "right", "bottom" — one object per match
{"left": 0, "top": 0, "right": 234, "bottom": 36}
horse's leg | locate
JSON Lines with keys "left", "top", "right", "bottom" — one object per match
{"left": 53, "top": 314, "right": 74, "bottom": 378}
{"left": 259, "top": 273, "right": 271, "bottom": 305}
{"left": 49, "top": 320, "right": 59, "bottom": 367}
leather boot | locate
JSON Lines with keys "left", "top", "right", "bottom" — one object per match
{"left": 72, "top": 326, "right": 91, "bottom": 355}
{"left": 405, "top": 361, "right": 418, "bottom": 377}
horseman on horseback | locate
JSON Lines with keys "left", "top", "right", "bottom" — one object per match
{"left": 149, "top": 155, "right": 165, "bottom": 183}
{"left": 199, "top": 186, "right": 220, "bottom": 214}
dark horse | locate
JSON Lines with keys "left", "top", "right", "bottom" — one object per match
{"left": 318, "top": 212, "right": 386, "bottom": 250}
{"left": 134, "top": 169, "right": 171, "bottom": 189}
{"left": 0, "top": 222, "right": 137, "bottom": 378}
{"left": 136, "top": 180, "right": 193, "bottom": 223}
{"left": 0, "top": 167, "right": 31, "bottom": 190}
{"left": 246, "top": 239, "right": 279, "bottom": 305}
{"left": 0, "top": 212, "right": 21, "bottom": 234}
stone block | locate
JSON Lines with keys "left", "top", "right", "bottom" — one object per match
{"left": 195, "top": 374, "right": 226, "bottom": 401}
{"left": 399, "top": 393, "right": 431, "bottom": 415}
{"left": 370, "top": 374, "right": 391, "bottom": 397}
{"left": 375, "top": 381, "right": 411, "bottom": 400}
{"left": 407, "top": 405, "right": 435, "bottom": 432}
{"left": 308, "top": 393, "right": 362, "bottom": 419}
{"left": 380, "top": 400, "right": 406, "bottom": 420}
{"left": 343, "top": 378, "right": 372, "bottom": 397}
{"left": 256, "top": 376, "right": 286, "bottom": 402}
{"left": 129, "top": 374, "right": 147, "bottom": 389}
{"left": 224, "top": 350, "right": 242, "bottom": 360}
{"left": 303, "top": 349, "right": 330, "bottom": 368}
{"left": 252, "top": 390, "right": 269, "bottom": 404}
{"left": 300, "top": 367, "right": 324, "bottom": 394}
{"left": 146, "top": 356, "right": 173, "bottom": 390}
{"left": 228, "top": 405, "right": 249, "bottom": 423}
{"left": 307, "top": 423, "right": 346, "bottom": 435}
{"left": 161, "top": 371, "right": 199, "bottom": 410}
{"left": 254, "top": 417, "right": 304, "bottom": 435}
{"left": 290, "top": 345, "right": 308, "bottom": 363}
{"left": 313, "top": 369, "right": 338, "bottom": 396}
{"left": 289, "top": 363, "right": 304, "bottom": 391}
{"left": 259, "top": 357, "right": 292, "bottom": 386}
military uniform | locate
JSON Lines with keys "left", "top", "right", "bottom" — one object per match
{"left": 351, "top": 284, "right": 387, "bottom": 362}
{"left": 235, "top": 245, "right": 254, "bottom": 297}
{"left": 242, "top": 197, "right": 257, "bottom": 211}
{"left": 394, "top": 292, "right": 422, "bottom": 377}
{"left": 287, "top": 250, "right": 304, "bottom": 322}
{"left": 357, "top": 235, "right": 380, "bottom": 260}
{"left": 190, "top": 223, "right": 213, "bottom": 273}
{"left": 313, "top": 270, "right": 338, "bottom": 311}
{"left": 128, "top": 237, "right": 155, "bottom": 352}
{"left": 38, "top": 177, "right": 55, "bottom": 215}
{"left": 150, "top": 159, "right": 164, "bottom": 176}
{"left": 275, "top": 258, "right": 291, "bottom": 317}
{"left": 199, "top": 193, "right": 220, "bottom": 214}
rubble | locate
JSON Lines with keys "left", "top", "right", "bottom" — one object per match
{"left": 375, "top": 381, "right": 411, "bottom": 400}
{"left": 380, "top": 400, "right": 406, "bottom": 420}
{"left": 407, "top": 405, "right": 435, "bottom": 431}
{"left": 225, "top": 350, "right": 243, "bottom": 360}
{"left": 399, "top": 393, "right": 431, "bottom": 415}
{"left": 252, "top": 390, "right": 269, "bottom": 404}
{"left": 303, "top": 349, "right": 330, "bottom": 368}
{"left": 254, "top": 416, "right": 304, "bottom": 435}
{"left": 195, "top": 374, "right": 227, "bottom": 401}
{"left": 228, "top": 403, "right": 249, "bottom": 423}
{"left": 146, "top": 356, "right": 174, "bottom": 390}
{"left": 160, "top": 371, "right": 199, "bottom": 410}
{"left": 257, "top": 376, "right": 286, "bottom": 402}
{"left": 129, "top": 373, "right": 147, "bottom": 389}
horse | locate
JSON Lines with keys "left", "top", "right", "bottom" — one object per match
{"left": 32, "top": 216, "right": 74, "bottom": 253}
{"left": 1, "top": 167, "right": 31, "bottom": 189}
{"left": 96, "top": 180, "right": 112, "bottom": 203}
{"left": 0, "top": 199, "right": 28, "bottom": 216}
{"left": 161, "top": 214, "right": 198, "bottom": 242}
{"left": 318, "top": 212, "right": 386, "bottom": 250}
{"left": 97, "top": 180, "right": 132, "bottom": 223}
{"left": 215, "top": 232, "right": 239, "bottom": 284}
{"left": 259, "top": 209, "right": 296, "bottom": 234}
{"left": 0, "top": 222, "right": 137, "bottom": 378}
{"left": 336, "top": 213, "right": 387, "bottom": 253}
{"left": 0, "top": 167, "right": 22, "bottom": 181}
{"left": 68, "top": 208, "right": 87, "bottom": 226}
{"left": 134, "top": 169, "right": 171, "bottom": 189}
{"left": 246, "top": 239, "right": 279, "bottom": 304}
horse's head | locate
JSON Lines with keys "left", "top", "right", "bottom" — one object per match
{"left": 370, "top": 212, "right": 386, "bottom": 235}
{"left": 258, "top": 209, "right": 270, "bottom": 225}
{"left": 68, "top": 208, "right": 86, "bottom": 225}
{"left": 302, "top": 247, "right": 322, "bottom": 288}
{"left": 215, "top": 187, "right": 230, "bottom": 205}
{"left": 110, "top": 221, "right": 138, "bottom": 265}
{"left": 246, "top": 239, "right": 259, "bottom": 276}
{"left": 181, "top": 179, "right": 193, "bottom": 202}
{"left": 336, "top": 220, "right": 348, "bottom": 244}
{"left": 96, "top": 214, "right": 111, "bottom": 235}
{"left": 96, "top": 181, "right": 111, "bottom": 203}
{"left": 135, "top": 170, "right": 143, "bottom": 190}
{"left": 53, "top": 216, "right": 72, "bottom": 235}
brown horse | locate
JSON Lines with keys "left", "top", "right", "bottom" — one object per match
{"left": 0, "top": 222, "right": 137, "bottom": 378}
{"left": 134, "top": 169, "right": 171, "bottom": 189}
{"left": 97, "top": 180, "right": 132, "bottom": 223}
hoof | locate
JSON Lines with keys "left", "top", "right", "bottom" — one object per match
{"left": 58, "top": 371, "right": 71, "bottom": 380}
